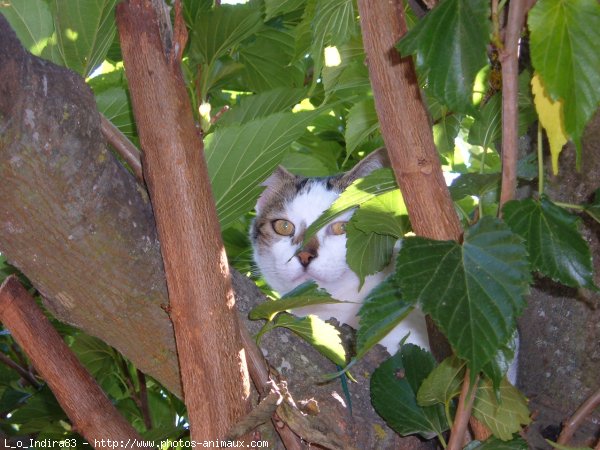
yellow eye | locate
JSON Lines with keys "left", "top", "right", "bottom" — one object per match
{"left": 329, "top": 221, "right": 347, "bottom": 235}
{"left": 272, "top": 219, "right": 295, "bottom": 236}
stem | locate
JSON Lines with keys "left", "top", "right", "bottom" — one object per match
{"left": 438, "top": 432, "right": 448, "bottom": 449}
{"left": 0, "top": 351, "right": 40, "bottom": 388}
{"left": 137, "top": 370, "right": 153, "bottom": 431}
{"left": 553, "top": 201, "right": 585, "bottom": 211}
{"left": 537, "top": 121, "right": 544, "bottom": 196}
{"left": 447, "top": 369, "right": 478, "bottom": 450}
{"left": 557, "top": 386, "right": 600, "bottom": 446}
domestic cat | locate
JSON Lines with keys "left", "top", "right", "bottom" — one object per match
{"left": 250, "top": 149, "right": 430, "bottom": 354}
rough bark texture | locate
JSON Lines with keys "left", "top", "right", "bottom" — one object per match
{"left": 518, "top": 112, "right": 600, "bottom": 449}
{"left": 0, "top": 16, "right": 420, "bottom": 449}
{"left": 116, "top": 1, "right": 250, "bottom": 439}
{"left": 0, "top": 276, "right": 146, "bottom": 448}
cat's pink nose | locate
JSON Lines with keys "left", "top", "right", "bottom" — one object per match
{"left": 297, "top": 251, "right": 316, "bottom": 267}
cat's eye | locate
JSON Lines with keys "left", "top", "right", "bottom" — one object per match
{"left": 329, "top": 221, "right": 347, "bottom": 235}
{"left": 272, "top": 219, "right": 295, "bottom": 236}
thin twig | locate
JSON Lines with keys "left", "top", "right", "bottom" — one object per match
{"left": 99, "top": 113, "right": 143, "bottom": 182}
{"left": 498, "top": 0, "right": 530, "bottom": 211}
{"left": 557, "top": 386, "right": 600, "bottom": 446}
{"left": 0, "top": 351, "right": 40, "bottom": 388}
{"left": 137, "top": 369, "right": 153, "bottom": 431}
{"left": 447, "top": 369, "right": 478, "bottom": 450}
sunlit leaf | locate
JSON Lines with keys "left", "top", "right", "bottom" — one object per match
{"left": 531, "top": 73, "right": 568, "bottom": 174}
{"left": 346, "top": 221, "right": 396, "bottom": 285}
{"left": 472, "top": 378, "right": 531, "bottom": 441}
{"left": 205, "top": 110, "right": 319, "bottom": 230}
{"left": 249, "top": 281, "right": 342, "bottom": 320}
{"left": 271, "top": 314, "right": 346, "bottom": 366}
{"left": 345, "top": 98, "right": 379, "bottom": 159}
{"left": 0, "top": 0, "right": 54, "bottom": 56}
{"left": 417, "top": 355, "right": 465, "bottom": 407}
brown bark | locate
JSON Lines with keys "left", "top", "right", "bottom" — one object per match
{"left": 115, "top": 0, "right": 250, "bottom": 440}
{"left": 0, "top": 276, "right": 145, "bottom": 448}
{"left": 357, "top": 0, "right": 463, "bottom": 243}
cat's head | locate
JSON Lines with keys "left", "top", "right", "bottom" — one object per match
{"left": 250, "top": 149, "right": 390, "bottom": 296}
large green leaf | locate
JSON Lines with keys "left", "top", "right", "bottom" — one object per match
{"left": 528, "top": 0, "right": 600, "bottom": 153}
{"left": 350, "top": 189, "right": 408, "bottom": 237}
{"left": 433, "top": 113, "right": 462, "bottom": 162}
{"left": 249, "top": 281, "right": 342, "bottom": 320}
{"left": 238, "top": 27, "right": 305, "bottom": 92}
{"left": 371, "top": 345, "right": 448, "bottom": 439}
{"left": 503, "top": 198, "right": 596, "bottom": 289}
{"left": 345, "top": 98, "right": 379, "bottom": 159}
{"left": 218, "top": 88, "right": 306, "bottom": 126}
{"left": 355, "top": 275, "right": 414, "bottom": 359}
{"left": 396, "top": 217, "right": 530, "bottom": 376}
{"left": 321, "top": 35, "right": 369, "bottom": 98}
{"left": 472, "top": 378, "right": 531, "bottom": 441}
{"left": 397, "top": 0, "right": 491, "bottom": 114}
{"left": 0, "top": 0, "right": 54, "bottom": 56}
{"left": 50, "top": 0, "right": 118, "bottom": 77}
{"left": 189, "top": 4, "right": 263, "bottom": 66}
{"left": 205, "top": 110, "right": 318, "bottom": 230}
{"left": 304, "top": 168, "right": 398, "bottom": 241}
{"left": 308, "top": 0, "right": 356, "bottom": 85}
{"left": 265, "top": 0, "right": 306, "bottom": 20}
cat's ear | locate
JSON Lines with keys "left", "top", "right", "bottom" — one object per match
{"left": 340, "top": 148, "right": 390, "bottom": 186}
{"left": 255, "top": 166, "right": 295, "bottom": 213}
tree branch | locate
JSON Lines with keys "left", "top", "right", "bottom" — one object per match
{"left": 557, "top": 386, "right": 600, "bottom": 446}
{"left": 499, "top": 0, "right": 535, "bottom": 210}
{"left": 116, "top": 0, "right": 251, "bottom": 439}
{"left": 447, "top": 370, "right": 478, "bottom": 450}
{"left": 0, "top": 350, "right": 40, "bottom": 388}
{"left": 100, "top": 113, "right": 143, "bottom": 182}
{"left": 0, "top": 276, "right": 146, "bottom": 447}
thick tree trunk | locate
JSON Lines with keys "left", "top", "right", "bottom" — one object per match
{"left": 116, "top": 1, "right": 250, "bottom": 439}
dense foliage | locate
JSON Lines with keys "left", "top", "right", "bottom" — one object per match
{"left": 1, "top": 0, "right": 599, "bottom": 448}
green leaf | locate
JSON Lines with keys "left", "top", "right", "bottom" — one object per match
{"left": 345, "top": 98, "right": 379, "bottom": 158}
{"left": 265, "top": 0, "right": 306, "bottom": 20}
{"left": 481, "top": 332, "right": 517, "bottom": 391}
{"left": 528, "top": 0, "right": 600, "bottom": 154}
{"left": 0, "top": 0, "right": 54, "bottom": 56}
{"left": 218, "top": 88, "right": 306, "bottom": 126}
{"left": 189, "top": 4, "right": 263, "bottom": 66}
{"left": 271, "top": 314, "right": 346, "bottom": 366}
{"left": 238, "top": 28, "right": 305, "bottom": 93}
{"left": 397, "top": 0, "right": 491, "bottom": 114}
{"left": 309, "top": 0, "right": 356, "bottom": 84}
{"left": 249, "top": 281, "right": 342, "bottom": 320}
{"left": 321, "top": 36, "right": 369, "bottom": 98}
{"left": 49, "top": 0, "right": 118, "bottom": 77}
{"left": 351, "top": 189, "right": 409, "bottom": 237}
{"left": 449, "top": 173, "right": 500, "bottom": 201}
{"left": 304, "top": 168, "right": 398, "bottom": 241}
{"left": 205, "top": 110, "right": 319, "bottom": 230}
{"left": 371, "top": 345, "right": 448, "bottom": 439}
{"left": 503, "top": 198, "right": 596, "bottom": 289}
{"left": 472, "top": 378, "right": 531, "bottom": 441}
{"left": 355, "top": 275, "right": 414, "bottom": 359}
{"left": 8, "top": 387, "right": 66, "bottom": 433}
{"left": 466, "top": 436, "right": 529, "bottom": 450}
{"left": 433, "top": 113, "right": 462, "bottom": 161}
{"left": 417, "top": 355, "right": 465, "bottom": 407}
{"left": 396, "top": 217, "right": 530, "bottom": 376}
{"left": 346, "top": 221, "right": 396, "bottom": 285}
